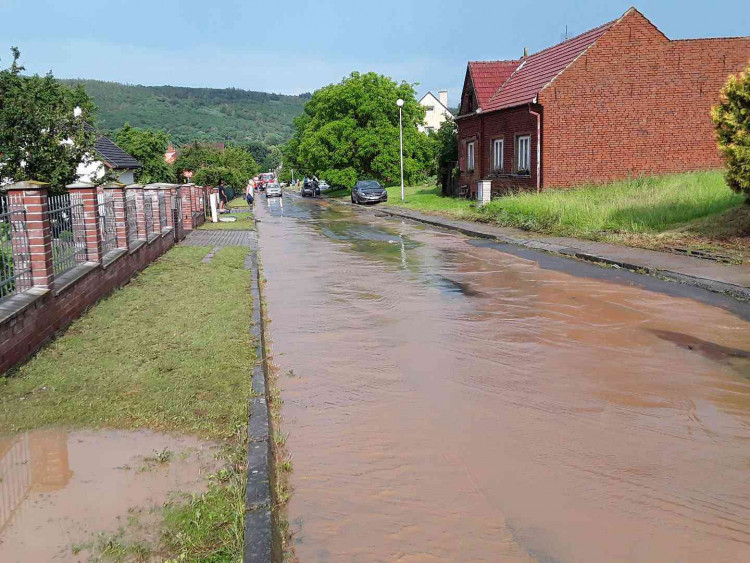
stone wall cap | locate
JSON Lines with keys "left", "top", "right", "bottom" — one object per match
{"left": 5, "top": 180, "right": 50, "bottom": 190}
{"left": 66, "top": 181, "right": 97, "bottom": 189}
{"left": 124, "top": 183, "right": 144, "bottom": 189}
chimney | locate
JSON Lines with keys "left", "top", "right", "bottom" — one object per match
{"left": 438, "top": 90, "right": 448, "bottom": 108}
{"left": 523, "top": 47, "right": 528, "bottom": 58}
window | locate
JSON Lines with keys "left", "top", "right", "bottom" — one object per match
{"left": 425, "top": 105, "right": 434, "bottom": 112}
{"left": 467, "top": 141, "right": 475, "bottom": 171}
{"left": 516, "top": 135, "right": 531, "bottom": 174}
{"left": 492, "top": 139, "right": 504, "bottom": 171}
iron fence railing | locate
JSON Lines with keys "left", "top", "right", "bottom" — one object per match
{"left": 0, "top": 194, "right": 32, "bottom": 299}
{"left": 143, "top": 193, "right": 155, "bottom": 237}
{"left": 97, "top": 192, "right": 118, "bottom": 254}
{"left": 158, "top": 191, "right": 167, "bottom": 231}
{"left": 49, "top": 193, "right": 87, "bottom": 277}
{"left": 125, "top": 194, "right": 138, "bottom": 246}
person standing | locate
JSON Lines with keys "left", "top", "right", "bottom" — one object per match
{"left": 218, "top": 179, "right": 228, "bottom": 212}
{"left": 245, "top": 179, "right": 254, "bottom": 205}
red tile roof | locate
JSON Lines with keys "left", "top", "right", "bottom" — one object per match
{"left": 482, "top": 18, "right": 618, "bottom": 113}
{"left": 468, "top": 61, "right": 520, "bottom": 108}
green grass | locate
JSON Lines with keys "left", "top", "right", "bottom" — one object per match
{"left": 382, "top": 172, "right": 749, "bottom": 260}
{"left": 227, "top": 197, "right": 249, "bottom": 209}
{"left": 0, "top": 245, "right": 256, "bottom": 560}
{"left": 473, "top": 171, "right": 743, "bottom": 236}
{"left": 199, "top": 212, "right": 255, "bottom": 230}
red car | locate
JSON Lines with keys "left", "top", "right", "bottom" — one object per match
{"left": 258, "top": 173, "right": 276, "bottom": 190}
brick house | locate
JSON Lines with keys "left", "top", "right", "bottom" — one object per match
{"left": 456, "top": 7, "right": 750, "bottom": 197}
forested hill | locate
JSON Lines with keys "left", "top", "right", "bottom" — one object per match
{"left": 62, "top": 79, "right": 310, "bottom": 146}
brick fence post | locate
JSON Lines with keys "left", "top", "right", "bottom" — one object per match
{"left": 181, "top": 184, "right": 194, "bottom": 231}
{"left": 5, "top": 181, "right": 55, "bottom": 290}
{"left": 125, "top": 184, "right": 147, "bottom": 240}
{"left": 67, "top": 182, "right": 103, "bottom": 263}
{"left": 103, "top": 183, "right": 128, "bottom": 249}
{"left": 143, "top": 188, "right": 159, "bottom": 237}
{"left": 160, "top": 186, "right": 173, "bottom": 228}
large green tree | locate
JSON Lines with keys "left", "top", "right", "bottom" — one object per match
{"left": 712, "top": 64, "right": 750, "bottom": 200}
{"left": 284, "top": 72, "right": 432, "bottom": 188}
{"left": 174, "top": 143, "right": 258, "bottom": 190}
{"left": 0, "top": 48, "right": 96, "bottom": 191}
{"left": 113, "top": 123, "right": 175, "bottom": 183}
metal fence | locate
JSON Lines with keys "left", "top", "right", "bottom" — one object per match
{"left": 49, "top": 193, "right": 87, "bottom": 276}
{"left": 125, "top": 194, "right": 138, "bottom": 246}
{"left": 97, "top": 192, "right": 118, "bottom": 254}
{"left": 0, "top": 195, "right": 32, "bottom": 299}
{"left": 157, "top": 191, "right": 167, "bottom": 231}
{"left": 143, "top": 193, "right": 155, "bottom": 237}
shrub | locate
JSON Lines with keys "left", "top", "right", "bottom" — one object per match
{"left": 712, "top": 64, "right": 750, "bottom": 201}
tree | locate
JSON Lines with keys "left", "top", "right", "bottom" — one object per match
{"left": 712, "top": 64, "right": 750, "bottom": 201}
{"left": 432, "top": 120, "right": 458, "bottom": 195}
{"left": 174, "top": 143, "right": 258, "bottom": 190}
{"left": 0, "top": 47, "right": 96, "bottom": 191}
{"left": 284, "top": 71, "right": 432, "bottom": 189}
{"left": 113, "top": 123, "right": 175, "bottom": 183}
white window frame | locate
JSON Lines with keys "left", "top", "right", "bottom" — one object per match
{"left": 492, "top": 139, "right": 504, "bottom": 171}
{"left": 467, "top": 141, "right": 475, "bottom": 171}
{"left": 516, "top": 135, "right": 531, "bottom": 174}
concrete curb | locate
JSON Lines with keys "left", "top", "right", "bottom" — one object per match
{"left": 243, "top": 245, "right": 280, "bottom": 562}
{"left": 363, "top": 205, "right": 750, "bottom": 303}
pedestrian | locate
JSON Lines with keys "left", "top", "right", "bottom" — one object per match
{"left": 218, "top": 179, "right": 228, "bottom": 212}
{"left": 245, "top": 179, "right": 254, "bottom": 205}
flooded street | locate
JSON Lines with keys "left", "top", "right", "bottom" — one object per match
{"left": 256, "top": 194, "right": 750, "bottom": 562}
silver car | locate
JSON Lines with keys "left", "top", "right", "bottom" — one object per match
{"left": 265, "top": 182, "right": 282, "bottom": 197}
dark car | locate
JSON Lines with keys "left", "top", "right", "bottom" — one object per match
{"left": 351, "top": 180, "right": 387, "bottom": 204}
{"left": 300, "top": 179, "right": 320, "bottom": 197}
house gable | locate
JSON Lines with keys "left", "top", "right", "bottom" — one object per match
{"left": 537, "top": 7, "right": 750, "bottom": 187}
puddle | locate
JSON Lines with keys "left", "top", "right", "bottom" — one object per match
{"left": 257, "top": 196, "right": 750, "bottom": 562}
{"left": 0, "top": 429, "right": 220, "bottom": 562}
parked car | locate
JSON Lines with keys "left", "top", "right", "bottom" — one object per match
{"left": 300, "top": 178, "right": 320, "bottom": 197}
{"left": 351, "top": 180, "right": 388, "bottom": 204}
{"left": 318, "top": 180, "right": 330, "bottom": 191}
{"left": 265, "top": 182, "right": 282, "bottom": 198}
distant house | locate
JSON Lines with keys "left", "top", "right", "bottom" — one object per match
{"left": 418, "top": 91, "right": 453, "bottom": 134}
{"left": 77, "top": 124, "right": 141, "bottom": 184}
{"left": 456, "top": 7, "right": 750, "bottom": 198}
{"left": 164, "top": 145, "right": 179, "bottom": 165}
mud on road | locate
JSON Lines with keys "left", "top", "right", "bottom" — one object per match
{"left": 257, "top": 194, "right": 750, "bottom": 562}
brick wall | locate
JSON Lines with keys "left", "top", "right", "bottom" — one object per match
{"left": 539, "top": 10, "right": 750, "bottom": 188}
{"left": 1, "top": 234, "right": 174, "bottom": 373}
{"left": 0, "top": 181, "right": 197, "bottom": 373}
{"left": 458, "top": 106, "right": 538, "bottom": 196}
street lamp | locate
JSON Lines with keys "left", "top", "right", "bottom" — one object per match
{"left": 396, "top": 98, "right": 405, "bottom": 202}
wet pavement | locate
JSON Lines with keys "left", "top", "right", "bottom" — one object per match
{"left": 0, "top": 429, "right": 220, "bottom": 561}
{"left": 256, "top": 194, "right": 750, "bottom": 562}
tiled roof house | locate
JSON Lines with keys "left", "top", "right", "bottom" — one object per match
{"left": 456, "top": 7, "right": 750, "bottom": 197}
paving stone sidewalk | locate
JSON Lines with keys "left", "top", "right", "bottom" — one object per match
{"left": 181, "top": 230, "right": 257, "bottom": 247}
{"left": 370, "top": 205, "right": 750, "bottom": 301}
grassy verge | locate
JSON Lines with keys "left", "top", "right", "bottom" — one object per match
{"left": 383, "top": 172, "right": 749, "bottom": 262}
{"left": 200, "top": 212, "right": 255, "bottom": 231}
{"left": 227, "top": 197, "right": 249, "bottom": 209}
{"left": 0, "top": 245, "right": 256, "bottom": 560}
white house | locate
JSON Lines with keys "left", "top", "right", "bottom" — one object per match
{"left": 76, "top": 124, "right": 141, "bottom": 184}
{"left": 418, "top": 90, "right": 453, "bottom": 134}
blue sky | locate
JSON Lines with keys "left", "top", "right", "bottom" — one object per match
{"left": 2, "top": 0, "right": 748, "bottom": 105}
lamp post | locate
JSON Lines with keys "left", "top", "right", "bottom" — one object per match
{"left": 396, "top": 98, "right": 405, "bottom": 202}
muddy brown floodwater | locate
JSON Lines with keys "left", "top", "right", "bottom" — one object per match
{"left": 0, "top": 429, "right": 220, "bottom": 561}
{"left": 256, "top": 195, "right": 750, "bottom": 562}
